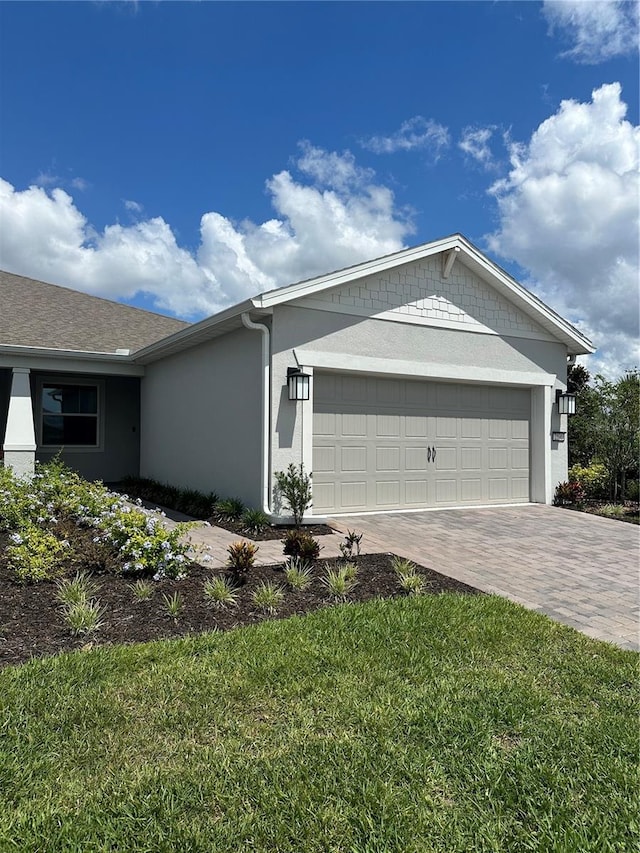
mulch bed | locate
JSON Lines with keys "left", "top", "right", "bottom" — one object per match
{"left": 206, "top": 517, "right": 335, "bottom": 540}
{"left": 0, "top": 525, "right": 479, "bottom": 669}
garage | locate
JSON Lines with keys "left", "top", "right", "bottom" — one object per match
{"left": 312, "top": 372, "right": 530, "bottom": 514}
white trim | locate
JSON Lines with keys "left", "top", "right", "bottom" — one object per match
{"left": 291, "top": 296, "right": 557, "bottom": 343}
{"left": 327, "top": 502, "right": 536, "bottom": 518}
{"left": 0, "top": 348, "right": 144, "bottom": 376}
{"left": 299, "top": 365, "right": 314, "bottom": 492}
{"left": 294, "top": 349, "right": 556, "bottom": 388}
{"left": 241, "top": 313, "right": 272, "bottom": 515}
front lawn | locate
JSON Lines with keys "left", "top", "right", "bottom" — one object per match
{"left": 1, "top": 595, "right": 637, "bottom": 853}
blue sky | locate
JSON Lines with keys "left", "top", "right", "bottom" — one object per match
{"left": 0, "top": 1, "right": 638, "bottom": 376}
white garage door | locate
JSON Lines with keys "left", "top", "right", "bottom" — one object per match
{"left": 312, "top": 373, "right": 530, "bottom": 514}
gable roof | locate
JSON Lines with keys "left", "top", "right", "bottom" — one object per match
{"left": 134, "top": 233, "right": 594, "bottom": 363}
{"left": 0, "top": 270, "right": 189, "bottom": 354}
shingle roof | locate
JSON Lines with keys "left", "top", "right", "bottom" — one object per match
{"left": 0, "top": 270, "right": 189, "bottom": 354}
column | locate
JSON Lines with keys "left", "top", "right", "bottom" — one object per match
{"left": 2, "top": 368, "right": 36, "bottom": 478}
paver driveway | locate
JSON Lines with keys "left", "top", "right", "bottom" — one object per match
{"left": 329, "top": 505, "right": 639, "bottom": 650}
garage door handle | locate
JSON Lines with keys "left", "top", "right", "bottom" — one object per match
{"left": 432, "top": 446, "right": 437, "bottom": 462}
{"left": 427, "top": 447, "right": 431, "bottom": 463}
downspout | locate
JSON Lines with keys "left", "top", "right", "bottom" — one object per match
{"left": 241, "top": 312, "right": 271, "bottom": 514}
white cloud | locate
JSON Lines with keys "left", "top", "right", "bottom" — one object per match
{"left": 0, "top": 145, "right": 413, "bottom": 318}
{"left": 70, "top": 177, "right": 89, "bottom": 191}
{"left": 488, "top": 82, "right": 639, "bottom": 377}
{"left": 543, "top": 0, "right": 639, "bottom": 63}
{"left": 458, "top": 126, "right": 496, "bottom": 167}
{"left": 361, "top": 116, "right": 450, "bottom": 159}
{"left": 34, "top": 171, "right": 60, "bottom": 187}
{"left": 124, "top": 199, "right": 143, "bottom": 213}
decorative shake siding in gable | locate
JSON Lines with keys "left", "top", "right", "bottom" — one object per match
{"left": 300, "top": 256, "right": 546, "bottom": 338}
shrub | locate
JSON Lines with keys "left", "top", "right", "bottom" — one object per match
{"left": 553, "top": 481, "right": 586, "bottom": 507}
{"left": 203, "top": 575, "right": 238, "bottom": 609}
{"left": 55, "top": 572, "right": 100, "bottom": 607}
{"left": 626, "top": 479, "right": 639, "bottom": 502}
{"left": 162, "top": 592, "right": 183, "bottom": 619}
{"left": 215, "top": 498, "right": 246, "bottom": 521}
{"left": 102, "top": 508, "right": 193, "bottom": 579}
{"left": 398, "top": 572, "right": 425, "bottom": 596}
{"left": 597, "top": 504, "right": 627, "bottom": 519}
{"left": 251, "top": 581, "right": 285, "bottom": 615}
{"left": 8, "top": 526, "right": 67, "bottom": 583}
{"left": 227, "top": 541, "right": 258, "bottom": 583}
{"left": 284, "top": 557, "right": 313, "bottom": 590}
{"left": 61, "top": 599, "right": 106, "bottom": 636}
{"left": 569, "top": 463, "right": 608, "bottom": 500}
{"left": 282, "top": 530, "right": 321, "bottom": 560}
{"left": 322, "top": 564, "right": 357, "bottom": 600}
{"left": 339, "top": 530, "right": 363, "bottom": 560}
{"left": 391, "top": 556, "right": 417, "bottom": 579}
{"left": 130, "top": 579, "right": 154, "bottom": 600}
{"left": 274, "top": 464, "right": 312, "bottom": 527}
{"left": 241, "top": 508, "right": 270, "bottom": 535}
{"left": 341, "top": 561, "right": 359, "bottom": 581}
{"left": 117, "top": 477, "right": 218, "bottom": 519}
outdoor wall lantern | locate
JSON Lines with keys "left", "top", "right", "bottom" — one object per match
{"left": 287, "top": 367, "right": 310, "bottom": 401}
{"left": 556, "top": 389, "right": 576, "bottom": 416}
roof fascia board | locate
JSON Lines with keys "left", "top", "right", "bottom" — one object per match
{"left": 254, "top": 236, "right": 460, "bottom": 308}
{"left": 457, "top": 238, "right": 595, "bottom": 354}
{"left": 132, "top": 299, "right": 258, "bottom": 363}
{"left": 0, "top": 346, "right": 144, "bottom": 376}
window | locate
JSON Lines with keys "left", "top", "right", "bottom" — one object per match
{"left": 41, "top": 383, "right": 99, "bottom": 447}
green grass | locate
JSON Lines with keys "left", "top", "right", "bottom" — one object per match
{"left": 1, "top": 595, "right": 637, "bottom": 852}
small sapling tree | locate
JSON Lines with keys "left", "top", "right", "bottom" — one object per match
{"left": 274, "top": 464, "right": 312, "bottom": 528}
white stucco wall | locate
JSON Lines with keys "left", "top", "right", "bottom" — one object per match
{"left": 140, "top": 328, "right": 263, "bottom": 507}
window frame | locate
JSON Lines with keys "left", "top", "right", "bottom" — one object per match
{"left": 36, "top": 376, "right": 105, "bottom": 452}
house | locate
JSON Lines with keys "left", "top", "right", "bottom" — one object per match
{"left": 1, "top": 234, "right": 594, "bottom": 518}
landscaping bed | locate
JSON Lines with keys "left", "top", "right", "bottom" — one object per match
{"left": 0, "top": 526, "right": 478, "bottom": 668}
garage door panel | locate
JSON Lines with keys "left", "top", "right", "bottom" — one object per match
{"left": 511, "top": 448, "right": 529, "bottom": 469}
{"left": 405, "top": 480, "right": 428, "bottom": 504}
{"left": 313, "top": 411, "right": 336, "bottom": 435}
{"left": 489, "top": 447, "right": 508, "bottom": 469}
{"left": 405, "top": 415, "right": 428, "bottom": 437}
{"left": 341, "top": 412, "right": 367, "bottom": 436}
{"left": 435, "top": 447, "right": 457, "bottom": 470}
{"left": 512, "top": 477, "right": 530, "bottom": 499}
{"left": 341, "top": 481, "right": 367, "bottom": 508}
{"left": 489, "top": 478, "right": 509, "bottom": 500}
{"left": 461, "top": 478, "right": 482, "bottom": 502}
{"left": 313, "top": 374, "right": 530, "bottom": 513}
{"left": 376, "top": 414, "right": 400, "bottom": 436}
{"left": 489, "top": 419, "right": 508, "bottom": 439}
{"left": 436, "top": 479, "right": 457, "bottom": 503}
{"left": 341, "top": 446, "right": 367, "bottom": 472}
{"left": 376, "top": 379, "right": 401, "bottom": 404}
{"left": 314, "top": 445, "right": 335, "bottom": 473}
{"left": 376, "top": 446, "right": 400, "bottom": 472}
{"left": 461, "top": 419, "right": 482, "bottom": 438}
{"left": 376, "top": 480, "right": 400, "bottom": 506}
{"left": 436, "top": 416, "right": 457, "bottom": 438}
{"left": 405, "top": 446, "right": 429, "bottom": 471}
{"left": 461, "top": 447, "right": 482, "bottom": 470}
{"left": 512, "top": 420, "right": 529, "bottom": 440}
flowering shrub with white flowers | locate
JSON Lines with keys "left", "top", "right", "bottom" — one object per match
{"left": 0, "top": 460, "right": 195, "bottom": 582}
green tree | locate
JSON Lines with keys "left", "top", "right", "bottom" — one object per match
{"left": 569, "top": 370, "right": 640, "bottom": 500}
